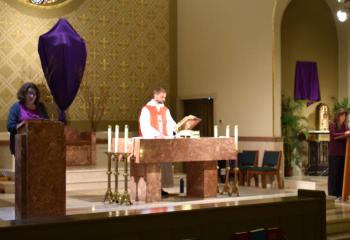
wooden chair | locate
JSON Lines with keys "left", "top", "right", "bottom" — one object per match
{"left": 246, "top": 151, "right": 282, "bottom": 189}
{"left": 237, "top": 150, "right": 259, "bottom": 186}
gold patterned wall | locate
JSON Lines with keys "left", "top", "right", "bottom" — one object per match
{"left": 0, "top": 0, "right": 172, "bottom": 130}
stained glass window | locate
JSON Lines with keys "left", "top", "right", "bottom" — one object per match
{"left": 30, "top": 0, "right": 61, "bottom": 5}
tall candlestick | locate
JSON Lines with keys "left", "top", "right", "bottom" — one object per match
{"left": 226, "top": 125, "right": 230, "bottom": 138}
{"left": 114, "top": 125, "right": 119, "bottom": 153}
{"left": 124, "top": 125, "right": 129, "bottom": 153}
{"left": 234, "top": 125, "right": 238, "bottom": 147}
{"left": 214, "top": 125, "right": 218, "bottom": 138}
{"left": 107, "top": 125, "right": 112, "bottom": 152}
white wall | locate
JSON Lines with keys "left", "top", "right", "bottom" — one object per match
{"left": 281, "top": 0, "right": 338, "bottom": 129}
{"left": 177, "top": 0, "right": 350, "bottom": 137}
{"left": 177, "top": 0, "right": 275, "bottom": 137}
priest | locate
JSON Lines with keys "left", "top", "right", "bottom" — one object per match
{"left": 139, "top": 87, "right": 177, "bottom": 196}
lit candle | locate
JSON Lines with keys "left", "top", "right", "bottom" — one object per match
{"left": 124, "top": 125, "right": 129, "bottom": 153}
{"left": 107, "top": 125, "right": 112, "bottom": 152}
{"left": 226, "top": 125, "right": 230, "bottom": 138}
{"left": 234, "top": 125, "right": 238, "bottom": 147}
{"left": 114, "top": 125, "right": 119, "bottom": 153}
{"left": 214, "top": 125, "right": 218, "bottom": 138}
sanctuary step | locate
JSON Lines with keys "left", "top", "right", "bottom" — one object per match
{"left": 328, "top": 233, "right": 350, "bottom": 240}
{"left": 0, "top": 167, "right": 186, "bottom": 193}
{"left": 327, "top": 202, "right": 350, "bottom": 239}
{"left": 284, "top": 175, "right": 328, "bottom": 192}
{"left": 67, "top": 167, "right": 123, "bottom": 192}
{"left": 284, "top": 175, "right": 335, "bottom": 209}
{"left": 0, "top": 170, "right": 14, "bottom": 193}
{"left": 0, "top": 169, "right": 14, "bottom": 180}
{"left": 0, "top": 181, "right": 14, "bottom": 194}
{"left": 66, "top": 167, "right": 185, "bottom": 192}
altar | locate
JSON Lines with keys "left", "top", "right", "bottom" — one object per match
{"left": 130, "top": 137, "right": 237, "bottom": 202}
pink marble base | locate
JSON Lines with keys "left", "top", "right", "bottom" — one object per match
{"left": 185, "top": 161, "right": 217, "bottom": 198}
{"left": 130, "top": 162, "right": 161, "bottom": 202}
{"left": 65, "top": 128, "right": 96, "bottom": 166}
{"left": 66, "top": 146, "right": 91, "bottom": 166}
{"left": 130, "top": 161, "right": 218, "bottom": 201}
{"left": 129, "top": 138, "right": 236, "bottom": 203}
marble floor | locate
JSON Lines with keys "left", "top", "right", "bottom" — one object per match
{"left": 0, "top": 185, "right": 297, "bottom": 221}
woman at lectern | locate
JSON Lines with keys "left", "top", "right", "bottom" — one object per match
{"left": 328, "top": 108, "right": 350, "bottom": 198}
{"left": 6, "top": 82, "right": 49, "bottom": 155}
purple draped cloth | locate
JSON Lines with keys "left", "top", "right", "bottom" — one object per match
{"left": 294, "top": 61, "right": 321, "bottom": 106}
{"left": 38, "top": 18, "right": 87, "bottom": 122}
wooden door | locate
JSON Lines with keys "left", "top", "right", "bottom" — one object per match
{"left": 183, "top": 98, "right": 214, "bottom": 137}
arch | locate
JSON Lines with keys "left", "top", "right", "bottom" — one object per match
{"left": 272, "top": 0, "right": 291, "bottom": 137}
{"left": 2, "top": 0, "right": 86, "bottom": 18}
{"left": 272, "top": 0, "right": 340, "bottom": 136}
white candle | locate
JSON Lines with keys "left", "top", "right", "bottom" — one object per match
{"left": 214, "top": 125, "right": 218, "bottom": 138}
{"left": 124, "top": 125, "right": 129, "bottom": 153}
{"left": 234, "top": 125, "right": 238, "bottom": 147}
{"left": 107, "top": 125, "right": 112, "bottom": 152}
{"left": 226, "top": 125, "right": 230, "bottom": 138}
{"left": 114, "top": 125, "right": 119, "bottom": 153}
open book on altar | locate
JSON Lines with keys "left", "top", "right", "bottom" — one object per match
{"left": 175, "top": 115, "right": 201, "bottom": 137}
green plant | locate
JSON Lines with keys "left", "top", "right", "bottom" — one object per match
{"left": 281, "top": 95, "right": 308, "bottom": 170}
{"left": 331, "top": 97, "right": 350, "bottom": 119}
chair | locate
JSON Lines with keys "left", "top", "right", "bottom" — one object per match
{"left": 237, "top": 150, "right": 259, "bottom": 186}
{"left": 246, "top": 151, "right": 282, "bottom": 189}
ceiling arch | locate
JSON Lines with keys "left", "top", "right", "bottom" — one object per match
{"left": 1, "top": 0, "right": 85, "bottom": 18}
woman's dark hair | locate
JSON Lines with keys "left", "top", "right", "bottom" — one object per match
{"left": 17, "top": 82, "right": 40, "bottom": 104}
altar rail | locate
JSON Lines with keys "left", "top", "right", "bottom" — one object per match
{"left": 0, "top": 190, "right": 326, "bottom": 240}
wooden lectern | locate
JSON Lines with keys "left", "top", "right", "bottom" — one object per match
{"left": 15, "top": 120, "right": 66, "bottom": 219}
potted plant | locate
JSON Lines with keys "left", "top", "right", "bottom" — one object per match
{"left": 281, "top": 95, "right": 308, "bottom": 176}
{"left": 332, "top": 97, "right": 350, "bottom": 122}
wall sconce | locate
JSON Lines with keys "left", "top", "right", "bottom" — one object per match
{"left": 337, "top": 0, "right": 350, "bottom": 22}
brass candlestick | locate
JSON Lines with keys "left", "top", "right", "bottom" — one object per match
{"left": 220, "top": 160, "right": 232, "bottom": 196}
{"left": 104, "top": 152, "right": 114, "bottom": 203}
{"left": 119, "top": 153, "right": 132, "bottom": 205}
{"left": 230, "top": 158, "right": 240, "bottom": 196}
{"left": 113, "top": 153, "right": 121, "bottom": 203}
{"left": 217, "top": 165, "right": 220, "bottom": 194}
